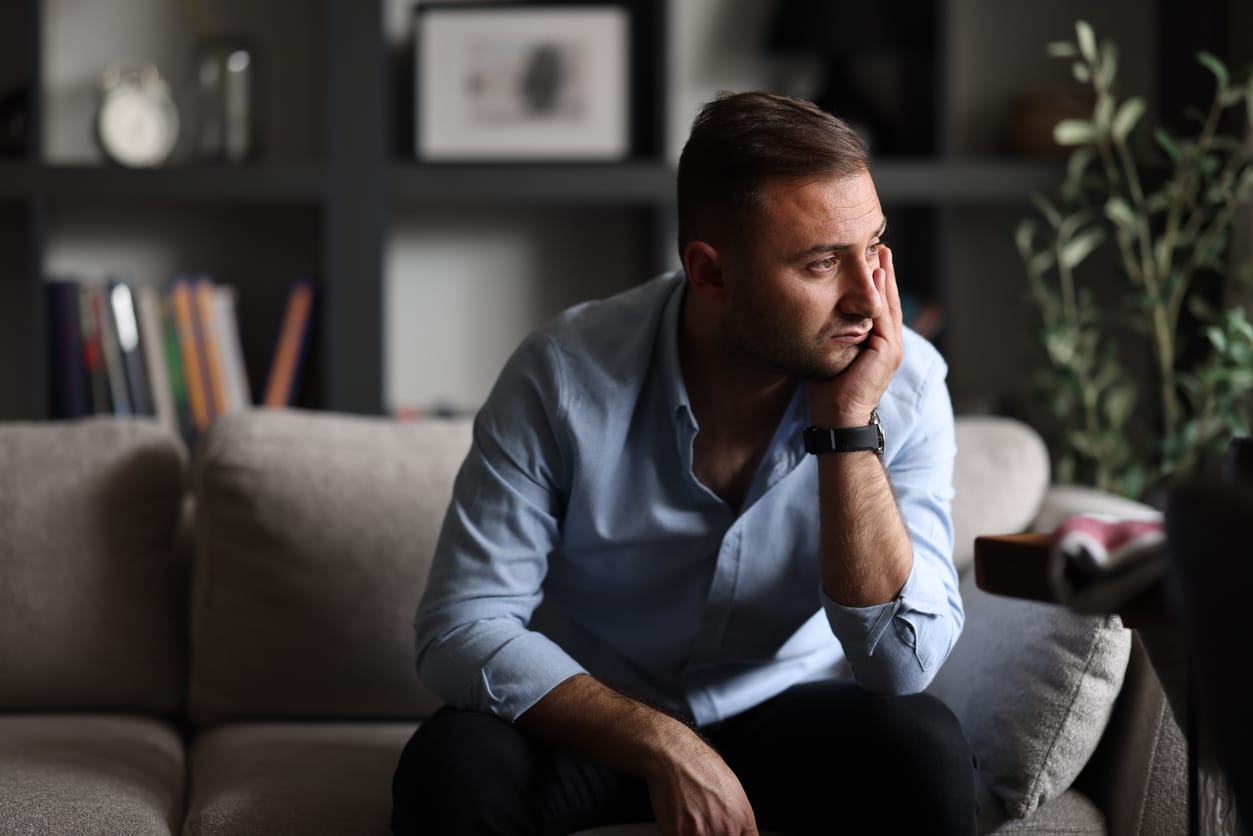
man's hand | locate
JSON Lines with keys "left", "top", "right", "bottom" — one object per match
{"left": 644, "top": 728, "right": 759, "bottom": 836}
{"left": 518, "top": 675, "right": 757, "bottom": 836}
{"left": 808, "top": 245, "right": 904, "bottom": 428}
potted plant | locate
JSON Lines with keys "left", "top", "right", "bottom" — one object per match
{"left": 1015, "top": 20, "right": 1253, "bottom": 499}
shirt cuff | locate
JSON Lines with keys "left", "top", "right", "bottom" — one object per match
{"left": 465, "top": 630, "right": 589, "bottom": 722}
{"left": 820, "top": 564, "right": 953, "bottom": 692}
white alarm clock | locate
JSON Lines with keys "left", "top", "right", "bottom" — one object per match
{"left": 95, "top": 64, "right": 180, "bottom": 168}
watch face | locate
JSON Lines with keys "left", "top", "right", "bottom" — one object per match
{"left": 96, "top": 67, "right": 179, "bottom": 168}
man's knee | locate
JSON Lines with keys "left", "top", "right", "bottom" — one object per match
{"left": 391, "top": 707, "right": 534, "bottom": 835}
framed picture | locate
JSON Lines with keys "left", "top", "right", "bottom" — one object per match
{"left": 414, "top": 2, "right": 631, "bottom": 161}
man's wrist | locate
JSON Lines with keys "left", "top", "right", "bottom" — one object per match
{"left": 803, "top": 408, "right": 884, "bottom": 456}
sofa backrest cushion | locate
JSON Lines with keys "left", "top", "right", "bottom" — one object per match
{"left": 951, "top": 415, "right": 1050, "bottom": 575}
{"left": 0, "top": 417, "right": 187, "bottom": 713}
{"left": 187, "top": 409, "right": 471, "bottom": 726}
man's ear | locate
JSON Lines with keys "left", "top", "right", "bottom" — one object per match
{"left": 682, "top": 240, "right": 729, "bottom": 302}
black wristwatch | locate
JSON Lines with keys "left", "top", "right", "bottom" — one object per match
{"left": 803, "top": 408, "right": 884, "bottom": 456}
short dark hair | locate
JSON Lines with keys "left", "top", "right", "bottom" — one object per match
{"left": 676, "top": 91, "right": 870, "bottom": 257}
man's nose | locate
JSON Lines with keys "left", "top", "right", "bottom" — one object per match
{"left": 837, "top": 256, "right": 884, "bottom": 321}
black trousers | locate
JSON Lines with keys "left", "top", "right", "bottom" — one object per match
{"left": 391, "top": 679, "right": 978, "bottom": 835}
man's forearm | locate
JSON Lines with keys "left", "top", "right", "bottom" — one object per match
{"left": 516, "top": 673, "right": 698, "bottom": 779}
{"left": 817, "top": 451, "right": 913, "bottom": 606}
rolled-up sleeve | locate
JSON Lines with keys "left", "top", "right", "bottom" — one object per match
{"left": 413, "top": 333, "right": 586, "bottom": 721}
{"left": 821, "top": 351, "right": 963, "bottom": 694}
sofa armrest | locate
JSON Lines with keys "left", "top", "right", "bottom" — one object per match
{"left": 1074, "top": 632, "right": 1188, "bottom": 836}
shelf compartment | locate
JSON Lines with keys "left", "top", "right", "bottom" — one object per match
{"left": 389, "top": 162, "right": 674, "bottom": 207}
{"left": 0, "top": 163, "right": 324, "bottom": 202}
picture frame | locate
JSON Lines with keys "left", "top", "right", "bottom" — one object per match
{"left": 414, "top": 2, "right": 631, "bottom": 161}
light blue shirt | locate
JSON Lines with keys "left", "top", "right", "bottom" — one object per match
{"left": 414, "top": 272, "right": 962, "bottom": 727}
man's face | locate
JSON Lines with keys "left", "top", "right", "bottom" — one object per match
{"left": 718, "top": 170, "right": 887, "bottom": 380}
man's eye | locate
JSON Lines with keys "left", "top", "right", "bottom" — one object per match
{"left": 811, "top": 256, "right": 838, "bottom": 271}
{"left": 867, "top": 241, "right": 883, "bottom": 257}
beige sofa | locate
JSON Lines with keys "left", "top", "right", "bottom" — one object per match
{"left": 0, "top": 410, "right": 1186, "bottom": 835}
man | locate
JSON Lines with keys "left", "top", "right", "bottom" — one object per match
{"left": 392, "top": 91, "right": 975, "bottom": 835}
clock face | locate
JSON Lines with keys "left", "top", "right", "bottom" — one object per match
{"left": 96, "top": 72, "right": 179, "bottom": 168}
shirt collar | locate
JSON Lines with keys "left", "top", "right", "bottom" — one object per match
{"left": 658, "top": 271, "right": 694, "bottom": 425}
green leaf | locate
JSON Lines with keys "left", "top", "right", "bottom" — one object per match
{"left": 1030, "top": 250, "right": 1057, "bottom": 276}
{"left": 1076, "top": 20, "right": 1097, "bottom": 63}
{"left": 1104, "top": 197, "right": 1138, "bottom": 231}
{"left": 1112, "top": 97, "right": 1146, "bottom": 141}
{"left": 1060, "top": 227, "right": 1107, "bottom": 269}
{"left": 1247, "top": 79, "right": 1253, "bottom": 126}
{"left": 1104, "top": 383, "right": 1136, "bottom": 427}
{"left": 1198, "top": 50, "right": 1230, "bottom": 90}
{"left": 1072, "top": 62, "right": 1092, "bottom": 84}
{"left": 1154, "top": 127, "right": 1180, "bottom": 162}
{"left": 1099, "top": 41, "right": 1119, "bottom": 87}
{"left": 1055, "top": 119, "right": 1100, "bottom": 145}
{"left": 1014, "top": 220, "right": 1036, "bottom": 257}
{"left": 1094, "top": 95, "right": 1114, "bottom": 130}
{"left": 1208, "top": 325, "right": 1228, "bottom": 353}
{"left": 1189, "top": 294, "right": 1220, "bottom": 322}
{"left": 1066, "top": 146, "right": 1096, "bottom": 185}
{"left": 1047, "top": 41, "right": 1078, "bottom": 58}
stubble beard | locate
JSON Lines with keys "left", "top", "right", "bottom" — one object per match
{"left": 725, "top": 318, "right": 860, "bottom": 381}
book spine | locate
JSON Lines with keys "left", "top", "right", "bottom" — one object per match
{"left": 93, "top": 284, "right": 132, "bottom": 416}
{"left": 161, "top": 290, "right": 195, "bottom": 443}
{"left": 212, "top": 284, "right": 252, "bottom": 409}
{"left": 45, "top": 279, "right": 88, "bottom": 418}
{"left": 77, "top": 285, "right": 111, "bottom": 415}
{"left": 262, "top": 280, "right": 314, "bottom": 408}
{"left": 108, "top": 278, "right": 155, "bottom": 417}
{"left": 169, "top": 277, "right": 212, "bottom": 432}
{"left": 136, "top": 284, "right": 178, "bottom": 435}
{"left": 193, "top": 275, "right": 230, "bottom": 417}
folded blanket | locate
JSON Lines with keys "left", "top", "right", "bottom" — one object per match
{"left": 1048, "top": 512, "right": 1167, "bottom": 614}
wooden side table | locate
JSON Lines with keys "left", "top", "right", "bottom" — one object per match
{"left": 972, "top": 532, "right": 1171, "bottom": 628}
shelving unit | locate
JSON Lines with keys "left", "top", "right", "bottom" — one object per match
{"left": 0, "top": 0, "right": 1239, "bottom": 423}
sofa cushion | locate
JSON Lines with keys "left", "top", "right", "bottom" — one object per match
{"left": 184, "top": 721, "right": 415, "bottom": 836}
{"left": 928, "top": 572, "right": 1131, "bottom": 819}
{"left": 952, "top": 416, "right": 1050, "bottom": 576}
{"left": 0, "top": 714, "right": 185, "bottom": 836}
{"left": 188, "top": 409, "right": 472, "bottom": 725}
{"left": 0, "top": 417, "right": 187, "bottom": 713}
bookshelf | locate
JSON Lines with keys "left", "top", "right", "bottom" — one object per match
{"left": 0, "top": 0, "right": 1239, "bottom": 423}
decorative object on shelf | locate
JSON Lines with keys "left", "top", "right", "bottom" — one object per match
{"left": 195, "top": 36, "right": 258, "bottom": 162}
{"left": 94, "top": 64, "right": 180, "bottom": 168}
{"left": 414, "top": 2, "right": 630, "bottom": 161}
{"left": 763, "top": 0, "right": 938, "bottom": 156}
{"left": 1014, "top": 20, "right": 1253, "bottom": 499}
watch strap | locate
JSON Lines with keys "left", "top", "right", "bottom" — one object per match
{"left": 803, "top": 410, "right": 884, "bottom": 456}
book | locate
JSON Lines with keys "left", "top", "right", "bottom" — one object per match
{"left": 160, "top": 290, "right": 195, "bottom": 442}
{"left": 192, "top": 274, "right": 231, "bottom": 417}
{"left": 135, "top": 284, "right": 178, "bottom": 435}
{"left": 107, "top": 277, "right": 155, "bottom": 417}
{"left": 45, "top": 279, "right": 88, "bottom": 419}
{"left": 262, "top": 279, "right": 315, "bottom": 408}
{"left": 77, "top": 284, "right": 111, "bottom": 415}
{"left": 91, "top": 283, "right": 132, "bottom": 416}
{"left": 211, "top": 284, "right": 252, "bottom": 410}
{"left": 169, "top": 275, "right": 214, "bottom": 432}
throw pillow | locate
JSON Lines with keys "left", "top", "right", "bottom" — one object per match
{"left": 928, "top": 572, "right": 1131, "bottom": 818}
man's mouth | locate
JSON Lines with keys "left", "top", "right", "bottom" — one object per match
{"left": 830, "top": 330, "right": 869, "bottom": 345}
